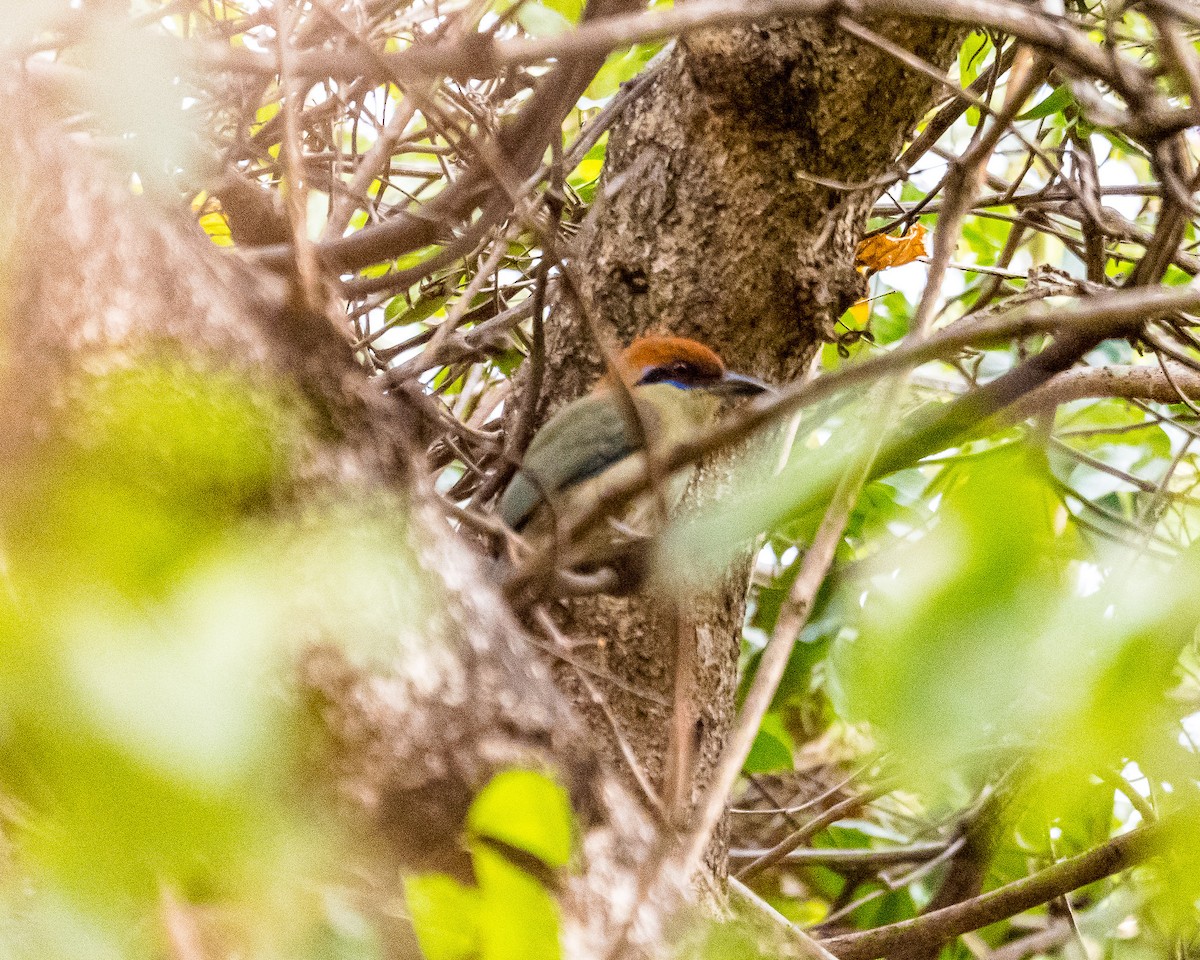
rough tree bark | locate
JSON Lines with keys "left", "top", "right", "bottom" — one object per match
{"left": 540, "top": 18, "right": 964, "bottom": 865}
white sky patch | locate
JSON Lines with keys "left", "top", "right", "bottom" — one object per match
{"left": 885, "top": 520, "right": 917, "bottom": 539}
{"left": 1074, "top": 561, "right": 1104, "bottom": 597}
{"left": 908, "top": 159, "right": 948, "bottom": 194}
{"left": 754, "top": 544, "right": 777, "bottom": 578}
{"left": 1109, "top": 761, "right": 1151, "bottom": 832}
{"left": 1180, "top": 711, "right": 1200, "bottom": 749}
{"left": 1112, "top": 790, "right": 1143, "bottom": 831}
{"left": 986, "top": 149, "right": 1012, "bottom": 180}
{"left": 1094, "top": 149, "right": 1145, "bottom": 221}
{"left": 497, "top": 266, "right": 527, "bottom": 288}
{"left": 482, "top": 398, "right": 505, "bottom": 425}
{"left": 877, "top": 261, "right": 927, "bottom": 304}
{"left": 375, "top": 322, "right": 424, "bottom": 358}
{"left": 1120, "top": 760, "right": 1151, "bottom": 795}
{"left": 306, "top": 191, "right": 330, "bottom": 240}
{"left": 1008, "top": 246, "right": 1035, "bottom": 276}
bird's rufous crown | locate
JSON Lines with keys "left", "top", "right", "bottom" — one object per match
{"left": 617, "top": 335, "right": 726, "bottom": 384}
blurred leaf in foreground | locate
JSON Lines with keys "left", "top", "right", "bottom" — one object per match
{"left": 405, "top": 768, "right": 574, "bottom": 960}
{"left": 0, "top": 358, "right": 428, "bottom": 958}
{"left": 830, "top": 442, "right": 1200, "bottom": 810}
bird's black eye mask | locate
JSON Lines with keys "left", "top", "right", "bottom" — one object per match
{"left": 636, "top": 361, "right": 718, "bottom": 390}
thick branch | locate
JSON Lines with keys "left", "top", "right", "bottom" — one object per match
{"left": 209, "top": 0, "right": 1154, "bottom": 107}
{"left": 821, "top": 818, "right": 1170, "bottom": 960}
{"left": 1014, "top": 361, "right": 1200, "bottom": 415}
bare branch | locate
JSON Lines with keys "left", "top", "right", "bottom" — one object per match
{"left": 822, "top": 817, "right": 1174, "bottom": 960}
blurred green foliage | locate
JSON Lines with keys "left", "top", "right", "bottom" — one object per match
{"left": 0, "top": 362, "right": 301, "bottom": 910}
{"left": 406, "top": 769, "right": 573, "bottom": 960}
{"left": 831, "top": 446, "right": 1068, "bottom": 781}
{"left": 0, "top": 359, "right": 433, "bottom": 959}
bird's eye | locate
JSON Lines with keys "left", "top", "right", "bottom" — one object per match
{"left": 638, "top": 366, "right": 673, "bottom": 385}
{"left": 637, "top": 361, "right": 701, "bottom": 386}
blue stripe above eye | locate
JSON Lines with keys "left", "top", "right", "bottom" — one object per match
{"left": 636, "top": 370, "right": 693, "bottom": 389}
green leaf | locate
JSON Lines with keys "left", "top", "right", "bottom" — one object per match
{"left": 473, "top": 843, "right": 561, "bottom": 960}
{"left": 567, "top": 136, "right": 608, "bottom": 190}
{"left": 385, "top": 293, "right": 447, "bottom": 327}
{"left": 828, "top": 446, "right": 1068, "bottom": 788}
{"left": 491, "top": 347, "right": 526, "bottom": 378}
{"left": 540, "top": 0, "right": 582, "bottom": 20}
{"left": 870, "top": 296, "right": 911, "bottom": 345}
{"left": 743, "top": 728, "right": 793, "bottom": 774}
{"left": 468, "top": 770, "right": 573, "bottom": 869}
{"left": 394, "top": 244, "right": 446, "bottom": 272}
{"left": 958, "top": 32, "right": 991, "bottom": 88}
{"left": 584, "top": 43, "right": 661, "bottom": 101}
{"left": 1017, "top": 85, "right": 1074, "bottom": 121}
{"left": 851, "top": 884, "right": 919, "bottom": 929}
{"left": 686, "top": 917, "right": 771, "bottom": 960}
{"left": 404, "top": 873, "right": 482, "bottom": 960}
{"left": 515, "top": 3, "right": 573, "bottom": 37}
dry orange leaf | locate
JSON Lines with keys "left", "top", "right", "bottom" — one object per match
{"left": 855, "top": 223, "right": 928, "bottom": 272}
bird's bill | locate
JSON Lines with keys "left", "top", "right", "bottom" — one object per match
{"left": 714, "top": 370, "right": 773, "bottom": 396}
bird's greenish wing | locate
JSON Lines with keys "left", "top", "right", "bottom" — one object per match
{"left": 498, "top": 393, "right": 645, "bottom": 530}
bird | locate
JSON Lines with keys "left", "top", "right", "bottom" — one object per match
{"left": 497, "top": 335, "right": 769, "bottom": 572}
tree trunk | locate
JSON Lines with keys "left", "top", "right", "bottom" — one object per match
{"left": 0, "top": 89, "right": 675, "bottom": 957}
{"left": 541, "top": 18, "right": 964, "bottom": 871}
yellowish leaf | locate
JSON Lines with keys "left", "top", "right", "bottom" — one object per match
{"left": 199, "top": 212, "right": 233, "bottom": 247}
{"left": 855, "top": 223, "right": 927, "bottom": 272}
{"left": 846, "top": 297, "right": 871, "bottom": 328}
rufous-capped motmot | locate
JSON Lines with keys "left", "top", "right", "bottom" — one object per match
{"left": 498, "top": 336, "right": 770, "bottom": 562}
